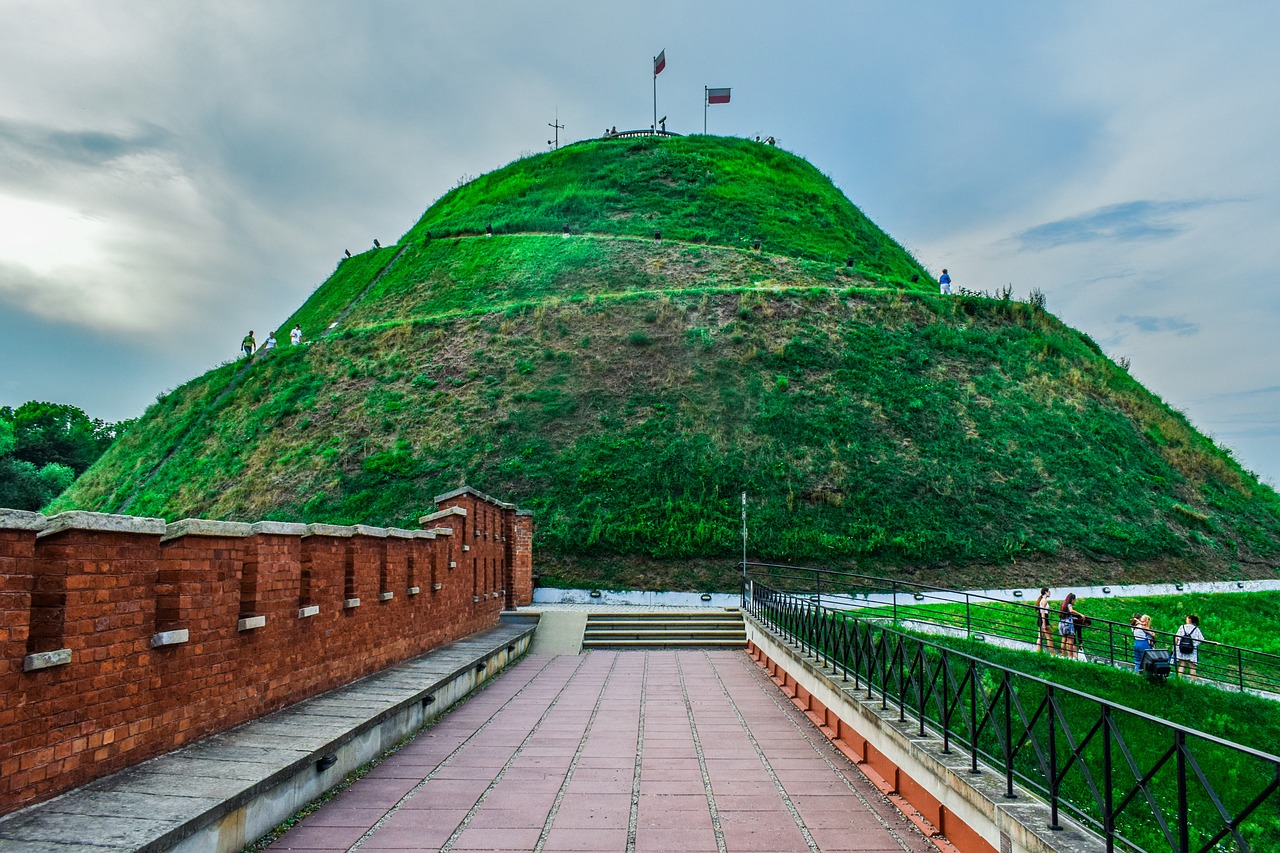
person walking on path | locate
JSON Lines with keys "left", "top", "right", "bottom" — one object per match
{"left": 263, "top": 332, "right": 277, "bottom": 351}
{"left": 241, "top": 330, "right": 256, "bottom": 358}
{"left": 290, "top": 324, "right": 302, "bottom": 346}
{"left": 939, "top": 269, "right": 952, "bottom": 295}
{"left": 1058, "top": 593, "right": 1085, "bottom": 660}
{"left": 1132, "top": 614, "right": 1156, "bottom": 672}
{"left": 1035, "top": 587, "right": 1056, "bottom": 654}
{"left": 1175, "top": 614, "right": 1207, "bottom": 681}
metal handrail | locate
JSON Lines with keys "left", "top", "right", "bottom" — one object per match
{"left": 744, "top": 577, "right": 1280, "bottom": 853}
{"left": 744, "top": 561, "right": 1280, "bottom": 696}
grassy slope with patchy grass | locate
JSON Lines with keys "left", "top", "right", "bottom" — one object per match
{"left": 52, "top": 136, "right": 1280, "bottom": 591}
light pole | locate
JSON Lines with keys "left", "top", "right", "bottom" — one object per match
{"left": 547, "top": 110, "right": 564, "bottom": 150}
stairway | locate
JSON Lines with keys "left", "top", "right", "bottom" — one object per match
{"left": 581, "top": 609, "right": 746, "bottom": 649}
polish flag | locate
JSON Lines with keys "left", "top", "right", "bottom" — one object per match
{"left": 654, "top": 50, "right": 666, "bottom": 76}
{"left": 706, "top": 87, "right": 731, "bottom": 105}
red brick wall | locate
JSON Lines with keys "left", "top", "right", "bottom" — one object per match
{"left": 0, "top": 490, "right": 533, "bottom": 815}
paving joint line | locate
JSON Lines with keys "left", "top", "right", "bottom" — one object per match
{"left": 700, "top": 650, "right": 820, "bottom": 853}
{"left": 344, "top": 654, "right": 570, "bottom": 851}
{"left": 674, "top": 651, "right": 728, "bottom": 853}
{"left": 733, "top": 651, "right": 930, "bottom": 853}
{"left": 437, "top": 653, "right": 599, "bottom": 852}
{"left": 624, "top": 652, "right": 649, "bottom": 853}
{"left": 531, "top": 652, "right": 624, "bottom": 852}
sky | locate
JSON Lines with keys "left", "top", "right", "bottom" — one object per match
{"left": 1, "top": 2, "right": 1278, "bottom": 485}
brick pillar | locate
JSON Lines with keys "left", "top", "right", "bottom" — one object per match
{"left": 0, "top": 510, "right": 43, "bottom": 786}
{"left": 511, "top": 510, "right": 534, "bottom": 607}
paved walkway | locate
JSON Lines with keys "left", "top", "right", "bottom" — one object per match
{"left": 267, "top": 650, "right": 935, "bottom": 853}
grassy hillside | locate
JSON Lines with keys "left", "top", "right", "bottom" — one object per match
{"left": 50, "top": 135, "right": 1280, "bottom": 590}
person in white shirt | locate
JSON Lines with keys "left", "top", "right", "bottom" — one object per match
{"left": 1174, "top": 615, "right": 1207, "bottom": 681}
{"left": 290, "top": 324, "right": 303, "bottom": 346}
{"left": 264, "top": 333, "right": 277, "bottom": 351}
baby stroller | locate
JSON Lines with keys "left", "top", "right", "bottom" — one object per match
{"left": 1141, "top": 648, "right": 1172, "bottom": 682}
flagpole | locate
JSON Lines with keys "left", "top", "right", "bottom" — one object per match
{"left": 704, "top": 86, "right": 708, "bottom": 134}
{"left": 653, "top": 57, "right": 658, "bottom": 135}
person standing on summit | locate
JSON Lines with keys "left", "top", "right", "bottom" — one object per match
{"left": 939, "top": 269, "right": 952, "bottom": 295}
{"left": 241, "top": 330, "right": 256, "bottom": 358}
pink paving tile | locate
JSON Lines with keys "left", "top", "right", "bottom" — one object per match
{"left": 268, "top": 824, "right": 369, "bottom": 850}
{"left": 541, "top": 826, "right": 630, "bottom": 852}
{"left": 374, "top": 806, "right": 469, "bottom": 832}
{"left": 634, "top": 825, "right": 719, "bottom": 852}
{"left": 637, "top": 777, "right": 708, "bottom": 795}
{"left": 291, "top": 806, "right": 387, "bottom": 828}
{"left": 713, "top": 793, "right": 788, "bottom": 812}
{"left": 450, "top": 825, "right": 544, "bottom": 849}
{"left": 636, "top": 793, "right": 710, "bottom": 813}
{"left": 465, "top": 805, "right": 555, "bottom": 829}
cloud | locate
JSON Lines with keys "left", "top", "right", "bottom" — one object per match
{"left": 1114, "top": 314, "right": 1200, "bottom": 337}
{"left": 0, "top": 118, "right": 170, "bottom": 170}
{"left": 1013, "top": 200, "right": 1220, "bottom": 251}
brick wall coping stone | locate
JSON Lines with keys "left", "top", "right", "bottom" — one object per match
{"left": 0, "top": 508, "right": 46, "bottom": 530}
{"left": 303, "top": 523, "right": 357, "bottom": 537}
{"left": 433, "top": 485, "right": 516, "bottom": 510}
{"left": 0, "top": 617, "right": 538, "bottom": 853}
{"left": 352, "top": 525, "right": 389, "bottom": 538}
{"left": 516, "top": 509, "right": 534, "bottom": 517}
{"left": 249, "top": 521, "right": 309, "bottom": 536}
{"left": 420, "top": 506, "right": 467, "bottom": 524}
{"left": 36, "top": 511, "right": 166, "bottom": 539}
{"left": 424, "top": 527, "right": 451, "bottom": 536}
{"left": 161, "top": 519, "right": 254, "bottom": 542}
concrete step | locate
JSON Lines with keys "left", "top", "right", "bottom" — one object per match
{"left": 581, "top": 610, "right": 745, "bottom": 649}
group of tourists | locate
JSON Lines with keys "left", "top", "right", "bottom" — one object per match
{"left": 241, "top": 325, "right": 304, "bottom": 359}
{"left": 1033, "top": 588, "right": 1209, "bottom": 681}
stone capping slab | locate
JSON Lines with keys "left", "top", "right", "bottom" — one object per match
{"left": 151, "top": 630, "right": 190, "bottom": 648}
{"left": 23, "top": 648, "right": 72, "bottom": 671}
{"left": 343, "top": 598, "right": 361, "bottom": 609}
{"left": 379, "top": 591, "right": 394, "bottom": 601}
{"left": 0, "top": 621, "right": 537, "bottom": 853}
{"left": 408, "top": 586, "right": 421, "bottom": 596}
{"left": 162, "top": 519, "right": 253, "bottom": 542}
{"left": 420, "top": 506, "right": 466, "bottom": 524}
{"left": 237, "top": 616, "right": 267, "bottom": 631}
{"left": 423, "top": 527, "right": 450, "bottom": 537}
{"left": 352, "top": 525, "right": 389, "bottom": 538}
{"left": 516, "top": 509, "right": 534, "bottom": 517}
{"left": 298, "top": 605, "right": 320, "bottom": 619}
{"left": 37, "top": 511, "right": 166, "bottom": 539}
{"left": 304, "top": 523, "right": 357, "bottom": 538}
{"left": 433, "top": 485, "right": 517, "bottom": 510}
{"left": 251, "top": 521, "right": 309, "bottom": 536}
{"left": 0, "top": 508, "right": 47, "bottom": 531}
{"left": 386, "top": 528, "right": 420, "bottom": 539}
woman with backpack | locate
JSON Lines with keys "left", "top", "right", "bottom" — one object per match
{"left": 1174, "top": 615, "right": 1206, "bottom": 681}
{"left": 1058, "top": 594, "right": 1085, "bottom": 660}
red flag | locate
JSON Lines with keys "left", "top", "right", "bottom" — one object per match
{"left": 706, "top": 87, "right": 731, "bottom": 105}
{"left": 653, "top": 50, "right": 666, "bottom": 76}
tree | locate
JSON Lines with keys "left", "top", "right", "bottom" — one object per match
{"left": 0, "top": 402, "right": 124, "bottom": 511}
{"left": 9, "top": 401, "right": 118, "bottom": 475}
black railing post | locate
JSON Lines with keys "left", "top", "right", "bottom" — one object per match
{"left": 1108, "top": 620, "right": 1115, "bottom": 667}
{"left": 965, "top": 594, "right": 972, "bottom": 637}
{"left": 969, "top": 660, "right": 980, "bottom": 775}
{"left": 892, "top": 581, "right": 898, "bottom": 624}
{"left": 1176, "top": 731, "right": 1189, "bottom": 853}
{"left": 1103, "top": 706, "right": 1114, "bottom": 853}
{"left": 1003, "top": 672, "right": 1015, "bottom": 799}
{"left": 1047, "top": 686, "right": 1061, "bottom": 830}
{"left": 917, "top": 645, "right": 927, "bottom": 737}
{"left": 1239, "top": 647, "right": 1246, "bottom": 692}
{"left": 941, "top": 655, "right": 952, "bottom": 755}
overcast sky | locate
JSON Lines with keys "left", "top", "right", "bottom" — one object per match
{"left": 2, "top": 2, "right": 1278, "bottom": 486}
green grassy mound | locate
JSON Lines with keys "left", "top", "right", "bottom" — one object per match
{"left": 49, "top": 136, "right": 1280, "bottom": 590}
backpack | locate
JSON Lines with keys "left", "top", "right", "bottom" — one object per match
{"left": 1178, "top": 629, "right": 1195, "bottom": 655}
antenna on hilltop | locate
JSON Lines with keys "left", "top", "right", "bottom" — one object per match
{"left": 548, "top": 108, "right": 564, "bottom": 150}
